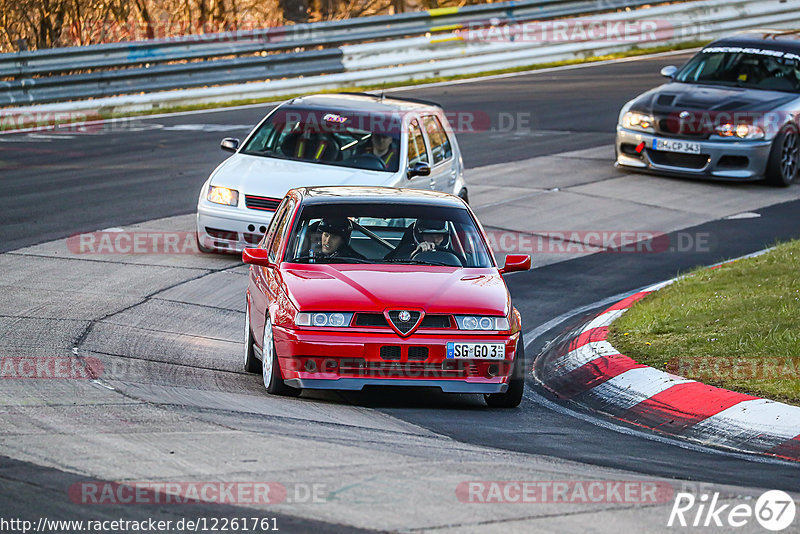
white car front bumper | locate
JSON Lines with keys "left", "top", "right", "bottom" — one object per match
{"left": 196, "top": 199, "right": 275, "bottom": 253}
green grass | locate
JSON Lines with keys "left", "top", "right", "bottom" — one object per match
{"left": 2, "top": 39, "right": 709, "bottom": 129}
{"left": 608, "top": 240, "right": 800, "bottom": 405}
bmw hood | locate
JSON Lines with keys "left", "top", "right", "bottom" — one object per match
{"left": 627, "top": 83, "right": 797, "bottom": 136}
{"left": 630, "top": 83, "right": 796, "bottom": 114}
{"left": 280, "top": 265, "right": 510, "bottom": 316}
{"left": 210, "top": 153, "right": 393, "bottom": 196}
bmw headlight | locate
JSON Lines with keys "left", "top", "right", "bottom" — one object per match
{"left": 207, "top": 186, "right": 239, "bottom": 206}
{"left": 715, "top": 123, "right": 765, "bottom": 140}
{"left": 455, "top": 315, "right": 510, "bottom": 331}
{"left": 295, "top": 312, "right": 354, "bottom": 327}
{"left": 621, "top": 111, "right": 655, "bottom": 133}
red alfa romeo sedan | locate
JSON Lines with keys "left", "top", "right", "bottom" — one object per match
{"left": 242, "top": 186, "right": 531, "bottom": 407}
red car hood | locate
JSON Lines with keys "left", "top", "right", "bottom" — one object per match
{"left": 280, "top": 264, "right": 510, "bottom": 316}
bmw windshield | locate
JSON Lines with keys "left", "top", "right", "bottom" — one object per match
{"left": 240, "top": 107, "right": 404, "bottom": 172}
{"left": 676, "top": 46, "right": 800, "bottom": 93}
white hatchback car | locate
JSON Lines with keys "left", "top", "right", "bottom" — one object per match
{"left": 196, "top": 93, "right": 468, "bottom": 253}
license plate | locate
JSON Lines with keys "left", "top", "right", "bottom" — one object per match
{"left": 446, "top": 342, "right": 505, "bottom": 359}
{"left": 652, "top": 138, "right": 701, "bottom": 154}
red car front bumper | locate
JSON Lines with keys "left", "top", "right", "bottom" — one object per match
{"left": 272, "top": 326, "right": 521, "bottom": 393}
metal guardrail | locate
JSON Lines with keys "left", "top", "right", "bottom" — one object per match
{"left": 0, "top": 0, "right": 655, "bottom": 106}
{"left": 2, "top": 0, "right": 799, "bottom": 110}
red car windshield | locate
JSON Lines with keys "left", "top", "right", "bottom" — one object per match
{"left": 284, "top": 203, "right": 494, "bottom": 268}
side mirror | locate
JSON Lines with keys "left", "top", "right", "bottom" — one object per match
{"left": 407, "top": 162, "right": 431, "bottom": 179}
{"left": 242, "top": 248, "right": 273, "bottom": 267}
{"left": 660, "top": 65, "right": 678, "bottom": 79}
{"left": 499, "top": 254, "right": 531, "bottom": 275}
{"left": 221, "top": 138, "right": 240, "bottom": 152}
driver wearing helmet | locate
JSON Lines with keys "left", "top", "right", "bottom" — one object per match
{"left": 314, "top": 218, "right": 366, "bottom": 260}
{"left": 384, "top": 219, "right": 464, "bottom": 264}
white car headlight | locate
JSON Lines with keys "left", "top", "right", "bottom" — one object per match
{"left": 715, "top": 123, "right": 765, "bottom": 140}
{"left": 295, "top": 312, "right": 354, "bottom": 327}
{"left": 207, "top": 186, "right": 239, "bottom": 206}
{"left": 455, "top": 316, "right": 510, "bottom": 331}
{"left": 621, "top": 111, "right": 656, "bottom": 133}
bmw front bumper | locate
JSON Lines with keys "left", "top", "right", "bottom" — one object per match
{"left": 615, "top": 127, "right": 772, "bottom": 181}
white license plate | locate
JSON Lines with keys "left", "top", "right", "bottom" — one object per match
{"left": 446, "top": 342, "right": 505, "bottom": 360}
{"left": 652, "top": 138, "right": 701, "bottom": 154}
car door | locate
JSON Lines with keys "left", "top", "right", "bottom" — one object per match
{"left": 422, "top": 114, "right": 457, "bottom": 194}
{"left": 250, "top": 197, "right": 294, "bottom": 346}
{"left": 404, "top": 117, "right": 434, "bottom": 190}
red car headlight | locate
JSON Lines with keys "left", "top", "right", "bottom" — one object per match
{"left": 295, "top": 312, "right": 354, "bottom": 327}
{"left": 455, "top": 316, "right": 510, "bottom": 331}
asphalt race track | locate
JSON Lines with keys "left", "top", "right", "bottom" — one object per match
{"left": 3, "top": 51, "right": 800, "bottom": 532}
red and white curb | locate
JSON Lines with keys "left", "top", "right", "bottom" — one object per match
{"left": 535, "top": 274, "right": 800, "bottom": 463}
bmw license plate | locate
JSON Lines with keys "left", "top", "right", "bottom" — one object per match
{"left": 652, "top": 138, "right": 701, "bottom": 154}
{"left": 446, "top": 342, "right": 505, "bottom": 359}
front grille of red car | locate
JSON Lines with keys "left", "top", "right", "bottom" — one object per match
{"left": 408, "top": 346, "right": 429, "bottom": 361}
{"left": 245, "top": 195, "right": 281, "bottom": 211}
{"left": 377, "top": 346, "right": 429, "bottom": 361}
{"left": 379, "top": 346, "right": 401, "bottom": 360}
{"left": 387, "top": 311, "right": 421, "bottom": 334}
{"left": 354, "top": 313, "right": 452, "bottom": 329}
{"left": 354, "top": 313, "right": 389, "bottom": 327}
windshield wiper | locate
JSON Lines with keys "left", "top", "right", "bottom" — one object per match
{"left": 289, "top": 255, "right": 370, "bottom": 264}
{"left": 382, "top": 258, "right": 455, "bottom": 267}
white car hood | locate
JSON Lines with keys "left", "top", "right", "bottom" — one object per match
{"left": 210, "top": 153, "right": 394, "bottom": 197}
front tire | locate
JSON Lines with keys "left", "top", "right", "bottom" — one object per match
{"left": 262, "top": 315, "right": 301, "bottom": 397}
{"left": 243, "top": 297, "right": 260, "bottom": 373}
{"left": 484, "top": 334, "right": 525, "bottom": 408}
{"left": 766, "top": 125, "right": 799, "bottom": 187}
{"left": 458, "top": 188, "right": 469, "bottom": 205}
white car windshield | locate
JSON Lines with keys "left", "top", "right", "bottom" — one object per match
{"left": 284, "top": 203, "right": 494, "bottom": 268}
{"left": 240, "top": 107, "right": 403, "bottom": 172}
{"left": 676, "top": 48, "right": 800, "bottom": 92}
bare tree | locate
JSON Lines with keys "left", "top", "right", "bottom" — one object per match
{"left": 0, "top": 0, "right": 476, "bottom": 52}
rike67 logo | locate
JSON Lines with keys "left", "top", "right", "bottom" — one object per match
{"left": 668, "top": 490, "right": 796, "bottom": 531}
